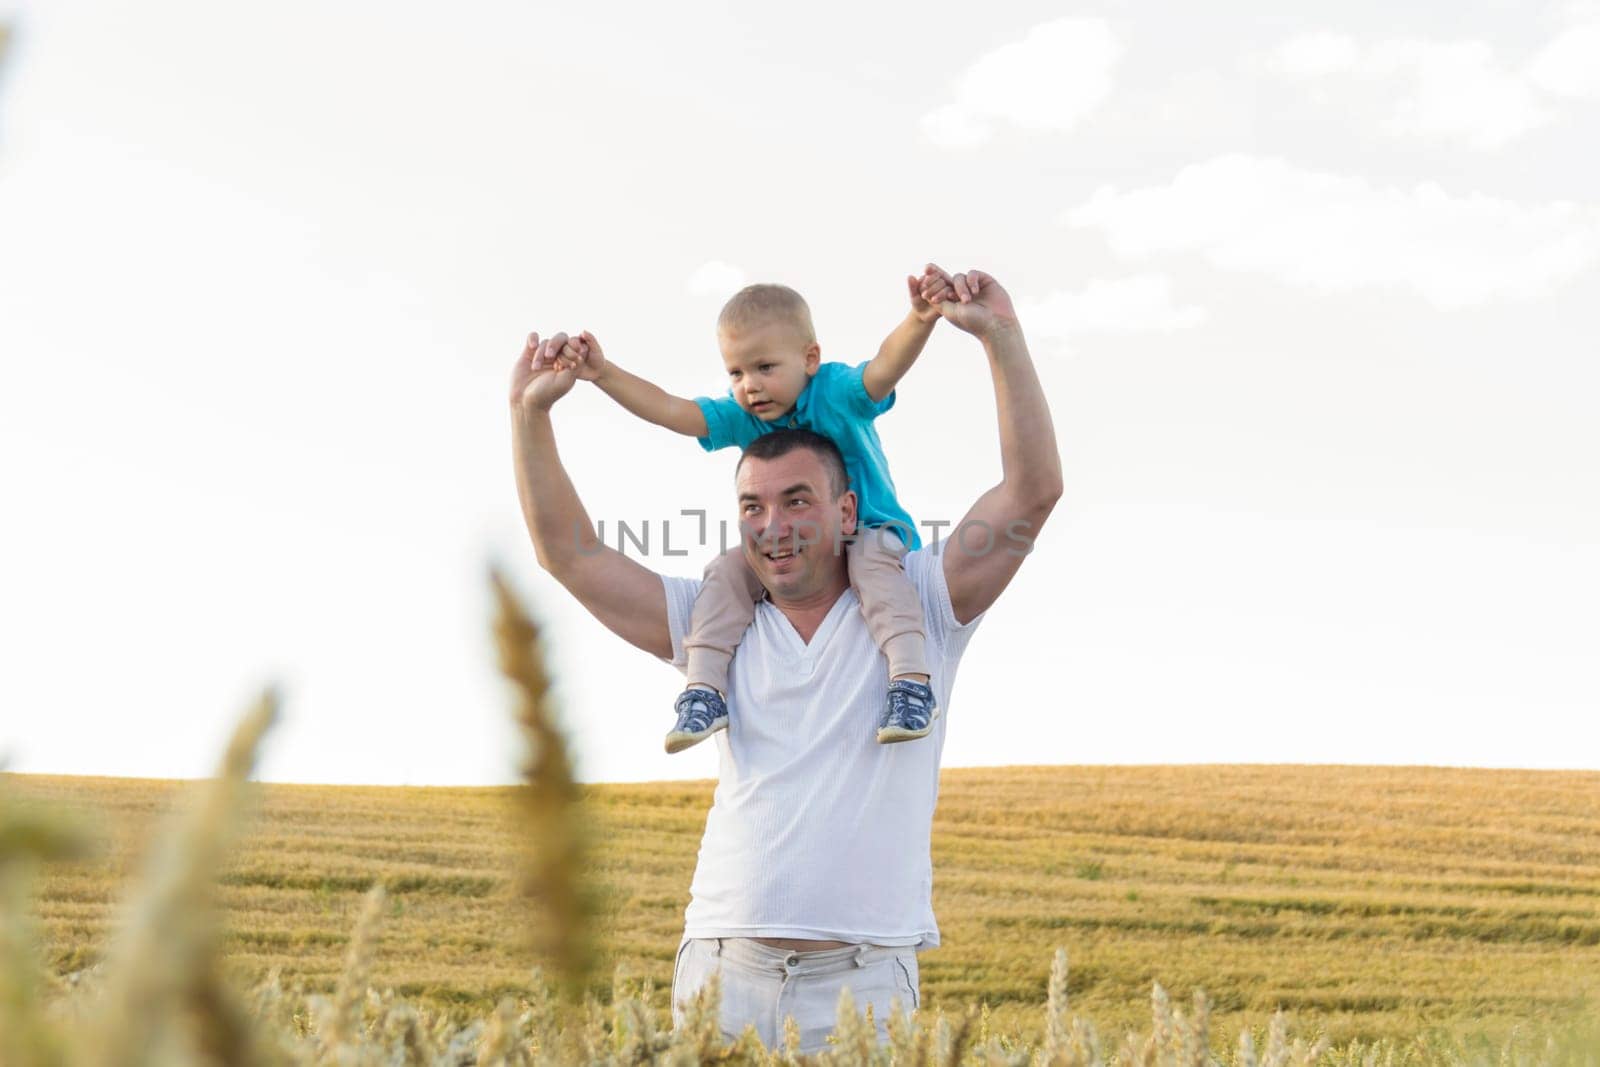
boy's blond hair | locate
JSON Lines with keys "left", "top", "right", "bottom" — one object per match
{"left": 717, "top": 284, "right": 817, "bottom": 344}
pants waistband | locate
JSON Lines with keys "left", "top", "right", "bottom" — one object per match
{"left": 690, "top": 937, "right": 908, "bottom": 977}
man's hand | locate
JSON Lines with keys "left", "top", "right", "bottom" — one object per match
{"left": 933, "top": 265, "right": 1060, "bottom": 624}
{"left": 555, "top": 330, "right": 609, "bottom": 383}
{"left": 907, "top": 263, "right": 954, "bottom": 325}
{"left": 508, "top": 332, "right": 676, "bottom": 661}
{"left": 510, "top": 331, "right": 582, "bottom": 413}
{"left": 926, "top": 265, "right": 1019, "bottom": 340}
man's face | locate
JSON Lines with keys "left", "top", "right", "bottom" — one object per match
{"left": 719, "top": 319, "right": 820, "bottom": 422}
{"left": 736, "top": 449, "right": 856, "bottom": 601}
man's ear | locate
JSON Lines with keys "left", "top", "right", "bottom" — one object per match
{"left": 805, "top": 343, "right": 821, "bottom": 374}
{"left": 839, "top": 488, "right": 858, "bottom": 537}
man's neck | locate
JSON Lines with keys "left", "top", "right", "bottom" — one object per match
{"left": 769, "top": 575, "right": 850, "bottom": 644}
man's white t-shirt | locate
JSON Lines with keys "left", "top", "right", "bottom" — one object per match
{"left": 661, "top": 543, "right": 984, "bottom": 948}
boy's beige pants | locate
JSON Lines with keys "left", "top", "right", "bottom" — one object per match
{"left": 684, "top": 531, "right": 929, "bottom": 696}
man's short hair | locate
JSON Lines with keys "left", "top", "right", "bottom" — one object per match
{"left": 718, "top": 284, "right": 817, "bottom": 344}
{"left": 737, "top": 429, "right": 849, "bottom": 500}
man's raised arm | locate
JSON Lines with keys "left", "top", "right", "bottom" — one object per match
{"left": 933, "top": 270, "right": 1064, "bottom": 625}
{"left": 510, "top": 332, "right": 675, "bottom": 659}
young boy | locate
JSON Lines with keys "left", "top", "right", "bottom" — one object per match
{"left": 552, "top": 266, "right": 957, "bottom": 753}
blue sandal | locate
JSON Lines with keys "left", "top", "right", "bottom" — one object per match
{"left": 665, "top": 687, "right": 729, "bottom": 754}
{"left": 876, "top": 679, "right": 938, "bottom": 744}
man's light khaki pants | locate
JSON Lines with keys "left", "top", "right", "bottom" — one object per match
{"left": 671, "top": 937, "right": 920, "bottom": 1054}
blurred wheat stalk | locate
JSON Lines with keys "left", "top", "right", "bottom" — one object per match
{"left": 1, "top": 772, "right": 95, "bottom": 1067}
{"left": 0, "top": 22, "right": 14, "bottom": 105}
{"left": 491, "top": 567, "right": 595, "bottom": 1000}
{"left": 1, "top": 576, "right": 1597, "bottom": 1064}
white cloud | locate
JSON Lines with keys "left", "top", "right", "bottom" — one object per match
{"left": 1019, "top": 275, "right": 1206, "bottom": 340}
{"left": 1271, "top": 31, "right": 1361, "bottom": 78}
{"left": 920, "top": 18, "right": 1121, "bottom": 149}
{"left": 1064, "top": 154, "right": 1600, "bottom": 308}
{"left": 1268, "top": 34, "right": 1549, "bottom": 150}
{"left": 1528, "top": 22, "right": 1600, "bottom": 100}
{"left": 687, "top": 260, "right": 746, "bottom": 298}
{"left": 1378, "top": 40, "right": 1548, "bottom": 148}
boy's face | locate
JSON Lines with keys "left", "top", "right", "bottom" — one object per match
{"left": 718, "top": 318, "right": 820, "bottom": 421}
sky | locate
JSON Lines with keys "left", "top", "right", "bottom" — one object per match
{"left": 1, "top": 0, "right": 1596, "bottom": 785}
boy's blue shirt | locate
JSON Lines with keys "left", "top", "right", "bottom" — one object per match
{"left": 693, "top": 360, "right": 922, "bottom": 550}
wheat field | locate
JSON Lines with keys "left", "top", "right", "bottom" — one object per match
{"left": 11, "top": 761, "right": 1599, "bottom": 1051}
{"left": 4, "top": 580, "right": 1597, "bottom": 1062}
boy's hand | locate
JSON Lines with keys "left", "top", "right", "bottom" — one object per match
{"left": 927, "top": 265, "right": 1019, "bottom": 340}
{"left": 557, "top": 330, "right": 608, "bottom": 382}
{"left": 908, "top": 263, "right": 955, "bottom": 324}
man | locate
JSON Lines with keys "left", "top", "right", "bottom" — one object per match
{"left": 508, "top": 269, "right": 1062, "bottom": 1052}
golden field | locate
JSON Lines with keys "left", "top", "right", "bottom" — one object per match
{"left": 10, "top": 761, "right": 1600, "bottom": 1050}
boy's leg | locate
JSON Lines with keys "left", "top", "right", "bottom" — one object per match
{"left": 684, "top": 547, "right": 765, "bottom": 695}
{"left": 846, "top": 530, "right": 929, "bottom": 681}
{"left": 846, "top": 531, "right": 938, "bottom": 744}
{"left": 668, "top": 548, "right": 764, "bottom": 754}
